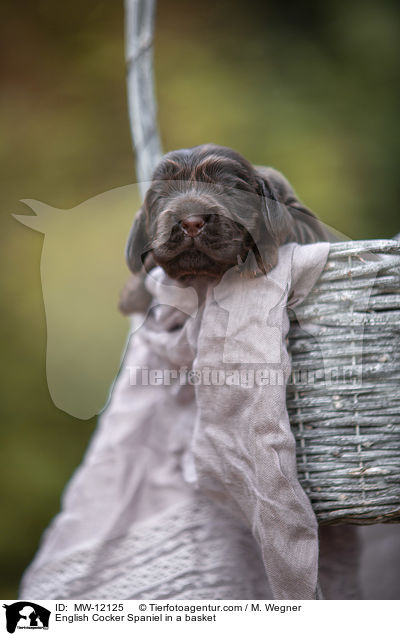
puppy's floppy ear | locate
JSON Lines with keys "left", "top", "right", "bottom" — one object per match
{"left": 254, "top": 165, "right": 330, "bottom": 246}
{"left": 250, "top": 168, "right": 294, "bottom": 273}
{"left": 125, "top": 206, "right": 151, "bottom": 273}
{"left": 255, "top": 171, "right": 294, "bottom": 247}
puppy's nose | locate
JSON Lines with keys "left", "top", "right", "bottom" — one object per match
{"left": 180, "top": 216, "right": 205, "bottom": 237}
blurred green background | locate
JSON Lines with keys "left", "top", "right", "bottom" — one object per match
{"left": 1, "top": 0, "right": 399, "bottom": 598}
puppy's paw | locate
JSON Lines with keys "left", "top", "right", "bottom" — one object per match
{"left": 118, "top": 273, "right": 152, "bottom": 315}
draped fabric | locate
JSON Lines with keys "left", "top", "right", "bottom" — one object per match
{"left": 21, "top": 243, "right": 330, "bottom": 600}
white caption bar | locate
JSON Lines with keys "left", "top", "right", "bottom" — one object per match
{"left": 1, "top": 599, "right": 397, "bottom": 635}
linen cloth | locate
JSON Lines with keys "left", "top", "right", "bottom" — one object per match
{"left": 191, "top": 242, "right": 330, "bottom": 598}
{"left": 20, "top": 242, "right": 329, "bottom": 600}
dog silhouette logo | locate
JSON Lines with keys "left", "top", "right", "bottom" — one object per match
{"left": 13, "top": 185, "right": 141, "bottom": 419}
{"left": 3, "top": 602, "right": 50, "bottom": 633}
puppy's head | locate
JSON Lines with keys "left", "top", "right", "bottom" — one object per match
{"left": 126, "top": 144, "right": 327, "bottom": 282}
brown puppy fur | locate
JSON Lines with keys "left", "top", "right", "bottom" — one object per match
{"left": 119, "top": 144, "right": 329, "bottom": 314}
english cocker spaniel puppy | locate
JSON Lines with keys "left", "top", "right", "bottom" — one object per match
{"left": 119, "top": 143, "right": 329, "bottom": 313}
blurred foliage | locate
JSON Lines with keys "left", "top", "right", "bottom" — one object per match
{"left": 0, "top": 0, "right": 399, "bottom": 598}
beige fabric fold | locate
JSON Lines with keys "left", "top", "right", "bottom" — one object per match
{"left": 190, "top": 242, "right": 330, "bottom": 599}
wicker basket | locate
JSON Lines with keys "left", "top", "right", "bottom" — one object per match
{"left": 123, "top": 3, "right": 400, "bottom": 526}
{"left": 288, "top": 239, "right": 400, "bottom": 524}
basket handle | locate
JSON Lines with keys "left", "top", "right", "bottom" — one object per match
{"left": 124, "top": 0, "right": 163, "bottom": 198}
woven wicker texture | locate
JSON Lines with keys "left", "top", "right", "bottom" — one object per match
{"left": 288, "top": 240, "right": 400, "bottom": 524}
